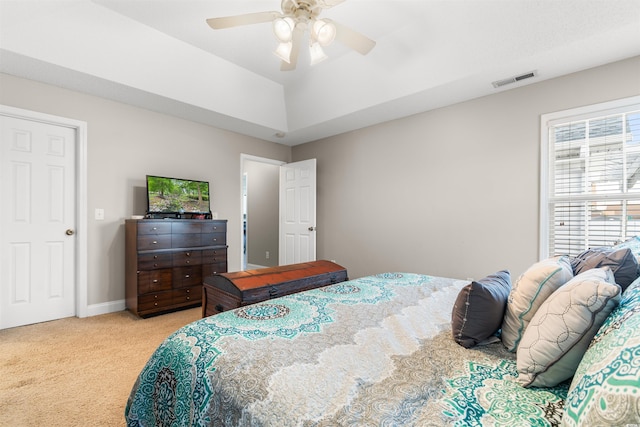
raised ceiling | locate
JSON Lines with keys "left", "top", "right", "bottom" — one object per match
{"left": 1, "top": 0, "right": 639, "bottom": 146}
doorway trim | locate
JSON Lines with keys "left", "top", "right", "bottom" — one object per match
{"left": 0, "top": 104, "right": 88, "bottom": 318}
{"left": 240, "top": 154, "right": 286, "bottom": 271}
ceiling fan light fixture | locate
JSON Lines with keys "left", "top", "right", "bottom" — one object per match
{"left": 273, "top": 17, "right": 295, "bottom": 42}
{"left": 309, "top": 42, "right": 328, "bottom": 65}
{"left": 312, "top": 19, "right": 336, "bottom": 46}
{"left": 274, "top": 41, "right": 293, "bottom": 63}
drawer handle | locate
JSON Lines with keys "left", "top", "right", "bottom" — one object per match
{"left": 186, "top": 252, "right": 191, "bottom": 257}
{"left": 186, "top": 260, "right": 191, "bottom": 264}
{"left": 152, "top": 227, "right": 157, "bottom": 231}
{"left": 186, "top": 296, "right": 190, "bottom": 300}
{"left": 153, "top": 279, "right": 158, "bottom": 283}
{"left": 154, "top": 295, "right": 158, "bottom": 299}
{"left": 152, "top": 240, "right": 158, "bottom": 245}
{"left": 153, "top": 263, "right": 158, "bottom": 267}
{"left": 153, "top": 255, "right": 158, "bottom": 259}
{"left": 269, "top": 286, "right": 279, "bottom": 297}
{"left": 186, "top": 289, "right": 190, "bottom": 293}
{"left": 215, "top": 304, "right": 224, "bottom": 312}
{"left": 154, "top": 302, "right": 158, "bottom": 306}
{"left": 185, "top": 274, "right": 190, "bottom": 278}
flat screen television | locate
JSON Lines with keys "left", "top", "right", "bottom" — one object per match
{"left": 146, "top": 175, "right": 211, "bottom": 215}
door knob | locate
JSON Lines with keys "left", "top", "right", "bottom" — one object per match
{"left": 65, "top": 229, "right": 75, "bottom": 236}
{"left": 308, "top": 226, "right": 316, "bottom": 231}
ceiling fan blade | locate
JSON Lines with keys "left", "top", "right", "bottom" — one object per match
{"left": 327, "top": 19, "right": 376, "bottom": 55}
{"left": 206, "top": 11, "right": 280, "bottom": 30}
{"left": 280, "top": 24, "right": 305, "bottom": 71}
{"left": 317, "top": 0, "right": 346, "bottom": 9}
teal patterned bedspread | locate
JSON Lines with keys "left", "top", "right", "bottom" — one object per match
{"left": 125, "top": 273, "right": 568, "bottom": 426}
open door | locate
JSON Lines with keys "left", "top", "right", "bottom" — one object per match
{"left": 279, "top": 159, "right": 316, "bottom": 265}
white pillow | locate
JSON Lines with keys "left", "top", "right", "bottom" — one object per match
{"left": 516, "top": 267, "right": 621, "bottom": 388}
{"left": 501, "top": 256, "right": 573, "bottom": 352}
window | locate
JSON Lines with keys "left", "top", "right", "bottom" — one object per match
{"left": 541, "top": 96, "right": 640, "bottom": 259}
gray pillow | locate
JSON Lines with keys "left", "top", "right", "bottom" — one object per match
{"left": 501, "top": 256, "right": 574, "bottom": 352}
{"left": 516, "top": 267, "right": 621, "bottom": 387}
{"left": 571, "top": 247, "right": 639, "bottom": 290}
{"left": 451, "top": 270, "right": 511, "bottom": 348}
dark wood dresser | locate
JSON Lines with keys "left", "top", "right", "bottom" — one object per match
{"left": 125, "top": 219, "right": 227, "bottom": 317}
{"left": 202, "top": 260, "right": 347, "bottom": 317}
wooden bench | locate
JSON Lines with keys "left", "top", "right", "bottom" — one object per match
{"left": 202, "top": 260, "right": 348, "bottom": 317}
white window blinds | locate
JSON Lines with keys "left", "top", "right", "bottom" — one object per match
{"left": 543, "top": 99, "right": 640, "bottom": 258}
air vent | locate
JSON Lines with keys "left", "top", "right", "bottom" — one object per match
{"left": 492, "top": 70, "right": 537, "bottom": 88}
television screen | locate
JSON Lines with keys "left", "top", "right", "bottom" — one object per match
{"left": 146, "top": 175, "right": 210, "bottom": 214}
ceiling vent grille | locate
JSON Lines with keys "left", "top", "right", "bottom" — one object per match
{"left": 492, "top": 70, "right": 537, "bottom": 88}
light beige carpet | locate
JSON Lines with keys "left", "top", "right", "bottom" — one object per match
{"left": 0, "top": 307, "right": 201, "bottom": 426}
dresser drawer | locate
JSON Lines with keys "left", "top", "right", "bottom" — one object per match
{"left": 138, "top": 253, "right": 172, "bottom": 270}
{"left": 173, "top": 286, "right": 201, "bottom": 305}
{"left": 138, "top": 291, "right": 174, "bottom": 311}
{"left": 137, "top": 222, "right": 171, "bottom": 235}
{"left": 202, "top": 232, "right": 226, "bottom": 246}
{"left": 173, "top": 250, "right": 202, "bottom": 267}
{"left": 203, "top": 248, "right": 227, "bottom": 263}
{"left": 203, "top": 222, "right": 226, "bottom": 234}
{"left": 138, "top": 269, "right": 172, "bottom": 294}
{"left": 138, "top": 234, "right": 171, "bottom": 250}
{"left": 172, "top": 222, "right": 202, "bottom": 234}
{"left": 173, "top": 266, "right": 202, "bottom": 288}
{"left": 203, "top": 262, "right": 228, "bottom": 277}
{"left": 172, "top": 233, "right": 202, "bottom": 248}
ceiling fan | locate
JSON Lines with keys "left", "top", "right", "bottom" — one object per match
{"left": 206, "top": 0, "right": 376, "bottom": 71}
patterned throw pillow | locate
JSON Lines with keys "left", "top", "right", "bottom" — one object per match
{"left": 501, "top": 256, "right": 573, "bottom": 352}
{"left": 562, "top": 278, "right": 640, "bottom": 426}
{"left": 516, "top": 268, "right": 621, "bottom": 387}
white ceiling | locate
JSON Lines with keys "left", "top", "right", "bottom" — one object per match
{"left": 1, "top": 0, "right": 639, "bottom": 146}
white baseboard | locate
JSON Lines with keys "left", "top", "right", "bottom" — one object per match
{"left": 247, "top": 263, "right": 267, "bottom": 270}
{"left": 85, "top": 299, "right": 126, "bottom": 317}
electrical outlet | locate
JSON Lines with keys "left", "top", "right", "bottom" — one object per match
{"left": 266, "top": 251, "right": 270, "bottom": 259}
{"left": 95, "top": 208, "right": 105, "bottom": 220}
{"left": 211, "top": 212, "right": 218, "bottom": 219}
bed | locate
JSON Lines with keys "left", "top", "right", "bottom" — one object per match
{"left": 125, "top": 272, "right": 570, "bottom": 426}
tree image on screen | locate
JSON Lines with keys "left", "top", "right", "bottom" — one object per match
{"left": 147, "top": 176, "right": 210, "bottom": 213}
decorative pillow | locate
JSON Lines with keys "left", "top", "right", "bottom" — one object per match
{"left": 501, "top": 256, "right": 573, "bottom": 352}
{"left": 571, "top": 247, "right": 639, "bottom": 291}
{"left": 613, "top": 235, "right": 640, "bottom": 258}
{"left": 516, "top": 267, "right": 621, "bottom": 387}
{"left": 562, "top": 277, "right": 640, "bottom": 426}
{"left": 451, "top": 270, "right": 511, "bottom": 348}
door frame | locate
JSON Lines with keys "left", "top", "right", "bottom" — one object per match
{"left": 0, "top": 104, "right": 88, "bottom": 318}
{"left": 240, "top": 154, "right": 286, "bottom": 271}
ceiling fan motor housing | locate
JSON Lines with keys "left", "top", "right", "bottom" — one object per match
{"left": 282, "top": 0, "right": 321, "bottom": 23}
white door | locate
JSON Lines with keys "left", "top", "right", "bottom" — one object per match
{"left": 0, "top": 115, "right": 76, "bottom": 329}
{"left": 279, "top": 159, "right": 316, "bottom": 265}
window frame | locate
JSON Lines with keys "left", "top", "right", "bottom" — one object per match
{"left": 540, "top": 95, "right": 640, "bottom": 260}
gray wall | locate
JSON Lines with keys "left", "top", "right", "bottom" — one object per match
{"left": 245, "top": 160, "right": 279, "bottom": 267}
{"left": 0, "top": 73, "right": 291, "bottom": 307}
{"left": 293, "top": 56, "right": 640, "bottom": 281}
{"left": 1, "top": 56, "right": 638, "bottom": 310}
